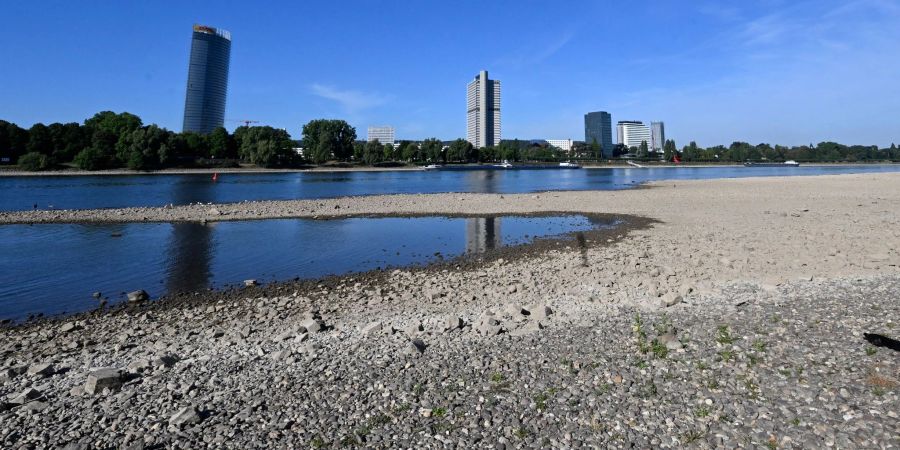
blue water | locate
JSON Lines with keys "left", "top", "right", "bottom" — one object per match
{"left": 2, "top": 165, "right": 899, "bottom": 211}
{"left": 0, "top": 215, "right": 609, "bottom": 320}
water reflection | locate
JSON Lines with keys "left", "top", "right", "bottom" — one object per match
{"left": 164, "top": 178, "right": 215, "bottom": 293}
{"left": 466, "top": 217, "right": 501, "bottom": 253}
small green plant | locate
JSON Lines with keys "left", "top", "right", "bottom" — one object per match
{"left": 749, "top": 354, "right": 762, "bottom": 366}
{"left": 636, "top": 360, "right": 649, "bottom": 369}
{"left": 865, "top": 346, "right": 877, "bottom": 356}
{"left": 695, "top": 406, "right": 710, "bottom": 418}
{"left": 651, "top": 339, "right": 669, "bottom": 359}
{"left": 716, "top": 325, "right": 737, "bottom": 345}
{"left": 790, "top": 418, "right": 800, "bottom": 426}
{"left": 872, "top": 387, "right": 885, "bottom": 397}
{"left": 707, "top": 378, "right": 720, "bottom": 389}
{"left": 394, "top": 403, "right": 410, "bottom": 413}
{"left": 770, "top": 314, "right": 781, "bottom": 324}
{"left": 633, "top": 313, "right": 651, "bottom": 354}
{"left": 682, "top": 430, "right": 705, "bottom": 444}
{"left": 654, "top": 313, "right": 673, "bottom": 334}
{"left": 596, "top": 383, "right": 611, "bottom": 395}
{"left": 697, "top": 361, "right": 709, "bottom": 371}
{"left": 534, "top": 392, "right": 549, "bottom": 411}
{"left": 369, "top": 414, "right": 391, "bottom": 427}
{"left": 339, "top": 435, "right": 360, "bottom": 446}
{"left": 719, "top": 350, "right": 734, "bottom": 362}
{"left": 753, "top": 340, "right": 767, "bottom": 352}
{"left": 515, "top": 427, "right": 529, "bottom": 439}
{"left": 310, "top": 437, "right": 328, "bottom": 448}
{"left": 432, "top": 407, "right": 447, "bottom": 418}
{"left": 490, "top": 372, "right": 504, "bottom": 383}
{"left": 412, "top": 383, "right": 425, "bottom": 396}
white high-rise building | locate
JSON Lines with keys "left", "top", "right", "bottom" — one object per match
{"left": 466, "top": 70, "right": 501, "bottom": 148}
{"left": 547, "top": 139, "right": 573, "bottom": 152}
{"left": 367, "top": 126, "right": 395, "bottom": 145}
{"left": 617, "top": 121, "right": 651, "bottom": 149}
{"left": 650, "top": 121, "right": 665, "bottom": 152}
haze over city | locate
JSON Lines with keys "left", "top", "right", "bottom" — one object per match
{"left": 1, "top": 0, "right": 899, "bottom": 146}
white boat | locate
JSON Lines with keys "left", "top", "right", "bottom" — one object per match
{"left": 494, "top": 160, "right": 513, "bottom": 169}
{"left": 422, "top": 164, "right": 442, "bottom": 170}
{"left": 743, "top": 160, "right": 800, "bottom": 167}
{"left": 559, "top": 161, "right": 581, "bottom": 168}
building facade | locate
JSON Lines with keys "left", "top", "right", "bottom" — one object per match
{"left": 547, "top": 139, "right": 573, "bottom": 152}
{"left": 584, "top": 111, "right": 613, "bottom": 157}
{"left": 650, "top": 121, "right": 665, "bottom": 152}
{"left": 617, "top": 121, "right": 651, "bottom": 149}
{"left": 182, "top": 24, "right": 231, "bottom": 134}
{"left": 367, "top": 126, "right": 395, "bottom": 145}
{"left": 466, "top": 70, "right": 501, "bottom": 148}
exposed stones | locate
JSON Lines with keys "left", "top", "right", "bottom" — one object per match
{"left": 169, "top": 406, "right": 203, "bottom": 426}
{"left": 661, "top": 292, "right": 682, "bottom": 307}
{"left": 409, "top": 338, "right": 427, "bottom": 354}
{"left": 361, "top": 321, "right": 383, "bottom": 336}
{"left": 59, "top": 322, "right": 79, "bottom": 333}
{"left": 8, "top": 388, "right": 42, "bottom": 405}
{"left": 299, "top": 316, "right": 325, "bottom": 334}
{"left": 26, "top": 363, "right": 55, "bottom": 377}
{"left": 84, "top": 368, "right": 123, "bottom": 395}
{"left": 657, "top": 332, "right": 683, "bottom": 350}
{"left": 126, "top": 290, "right": 149, "bottom": 304}
{"left": 243, "top": 279, "right": 258, "bottom": 287}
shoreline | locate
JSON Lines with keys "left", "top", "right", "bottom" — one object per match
{"left": 1, "top": 161, "right": 896, "bottom": 177}
{"left": 1, "top": 172, "right": 897, "bottom": 448}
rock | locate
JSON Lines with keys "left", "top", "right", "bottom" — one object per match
{"left": 8, "top": 388, "right": 42, "bottom": 405}
{"left": 361, "top": 321, "right": 383, "bottom": 336}
{"left": 152, "top": 355, "right": 178, "bottom": 368}
{"left": 22, "top": 401, "right": 49, "bottom": 412}
{"left": 270, "top": 350, "right": 291, "bottom": 361}
{"left": 169, "top": 406, "right": 203, "bottom": 426}
{"left": 127, "top": 359, "right": 151, "bottom": 373}
{"left": 504, "top": 303, "right": 528, "bottom": 319}
{"left": 443, "top": 316, "right": 463, "bottom": 332}
{"left": 0, "top": 366, "right": 26, "bottom": 383}
{"left": 661, "top": 292, "right": 682, "bottom": 307}
{"left": 476, "top": 314, "right": 503, "bottom": 336}
{"left": 657, "top": 333, "right": 683, "bottom": 350}
{"left": 92, "top": 291, "right": 102, "bottom": 299}
{"left": 243, "top": 279, "right": 258, "bottom": 287}
{"left": 209, "top": 207, "right": 222, "bottom": 216}
{"left": 402, "top": 321, "right": 423, "bottom": 336}
{"left": 299, "top": 317, "right": 324, "bottom": 334}
{"left": 509, "top": 320, "right": 544, "bottom": 337}
{"left": 409, "top": 338, "right": 427, "bottom": 354}
{"left": 84, "top": 368, "right": 123, "bottom": 395}
{"left": 419, "top": 408, "right": 433, "bottom": 418}
{"left": 528, "top": 303, "right": 553, "bottom": 321}
{"left": 507, "top": 284, "right": 518, "bottom": 294}
{"left": 26, "top": 363, "right": 55, "bottom": 377}
{"left": 127, "top": 290, "right": 149, "bottom": 304}
{"left": 59, "top": 322, "right": 78, "bottom": 333}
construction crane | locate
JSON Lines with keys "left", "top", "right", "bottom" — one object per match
{"left": 227, "top": 119, "right": 260, "bottom": 128}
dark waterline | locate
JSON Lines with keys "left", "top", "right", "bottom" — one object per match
{"left": 0, "top": 215, "right": 611, "bottom": 321}
{"left": 2, "top": 165, "right": 899, "bottom": 211}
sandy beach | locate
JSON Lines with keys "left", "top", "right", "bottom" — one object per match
{"left": 1, "top": 173, "right": 898, "bottom": 448}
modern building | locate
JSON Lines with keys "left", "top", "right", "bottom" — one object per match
{"left": 182, "top": 24, "right": 232, "bottom": 134}
{"left": 650, "top": 121, "right": 665, "bottom": 152}
{"left": 547, "top": 139, "right": 573, "bottom": 152}
{"left": 584, "top": 111, "right": 613, "bottom": 157}
{"left": 367, "top": 126, "right": 395, "bottom": 145}
{"left": 617, "top": 121, "right": 651, "bottom": 149}
{"left": 466, "top": 70, "right": 501, "bottom": 148}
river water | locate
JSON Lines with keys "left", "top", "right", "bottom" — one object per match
{"left": 2, "top": 165, "right": 899, "bottom": 211}
{"left": 0, "top": 214, "right": 612, "bottom": 320}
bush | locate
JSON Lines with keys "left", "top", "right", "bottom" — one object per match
{"left": 17, "top": 152, "right": 50, "bottom": 171}
{"left": 73, "top": 147, "right": 108, "bottom": 170}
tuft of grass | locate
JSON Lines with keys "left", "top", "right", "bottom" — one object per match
{"left": 719, "top": 350, "right": 735, "bottom": 362}
{"left": 682, "top": 430, "right": 705, "bottom": 444}
{"left": 753, "top": 340, "right": 767, "bottom": 352}
{"left": 865, "top": 346, "right": 877, "bottom": 356}
{"left": 651, "top": 339, "right": 669, "bottom": 359}
{"left": 534, "top": 392, "right": 549, "bottom": 411}
{"left": 490, "top": 372, "right": 505, "bottom": 383}
{"left": 310, "top": 437, "right": 329, "bottom": 449}
{"left": 790, "top": 418, "right": 800, "bottom": 426}
{"left": 697, "top": 361, "right": 710, "bottom": 371}
{"left": 514, "top": 427, "right": 529, "bottom": 439}
{"left": 432, "top": 407, "right": 447, "bottom": 418}
{"left": 716, "top": 325, "right": 737, "bottom": 345}
{"left": 749, "top": 354, "right": 762, "bottom": 366}
{"left": 695, "top": 406, "right": 710, "bottom": 418}
{"left": 394, "top": 403, "right": 410, "bottom": 413}
{"left": 595, "top": 383, "right": 611, "bottom": 395}
{"left": 633, "top": 313, "right": 651, "bottom": 354}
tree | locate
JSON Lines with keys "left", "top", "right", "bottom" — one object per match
{"left": 400, "top": 142, "right": 418, "bottom": 161}
{"left": 663, "top": 139, "right": 677, "bottom": 162}
{"left": 421, "top": 138, "right": 444, "bottom": 162}
{"left": 237, "top": 126, "right": 295, "bottom": 167}
{"left": 363, "top": 139, "right": 382, "bottom": 165}
{"left": 302, "top": 119, "right": 357, "bottom": 164}
{"left": 447, "top": 139, "right": 474, "bottom": 162}
{"left": 27, "top": 123, "right": 53, "bottom": 156}
{"left": 382, "top": 143, "right": 394, "bottom": 161}
{"left": 0, "top": 121, "right": 30, "bottom": 163}
{"left": 17, "top": 152, "right": 51, "bottom": 171}
{"left": 590, "top": 138, "right": 601, "bottom": 159}
{"left": 207, "top": 127, "right": 237, "bottom": 159}
{"left": 638, "top": 140, "right": 649, "bottom": 158}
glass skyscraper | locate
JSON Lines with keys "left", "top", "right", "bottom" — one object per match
{"left": 182, "top": 24, "right": 231, "bottom": 134}
{"left": 584, "top": 111, "right": 613, "bottom": 158}
{"left": 466, "top": 71, "right": 501, "bottom": 148}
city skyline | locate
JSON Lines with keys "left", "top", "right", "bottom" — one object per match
{"left": 1, "top": 1, "right": 899, "bottom": 147}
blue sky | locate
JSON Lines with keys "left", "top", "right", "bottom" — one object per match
{"left": 1, "top": 0, "right": 898, "bottom": 147}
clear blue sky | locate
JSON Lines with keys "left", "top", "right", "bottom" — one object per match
{"left": 1, "top": 0, "right": 898, "bottom": 147}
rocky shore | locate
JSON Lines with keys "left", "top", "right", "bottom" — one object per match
{"left": 1, "top": 173, "right": 899, "bottom": 448}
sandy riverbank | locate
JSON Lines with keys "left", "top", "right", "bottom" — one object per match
{"left": 1, "top": 173, "right": 898, "bottom": 448}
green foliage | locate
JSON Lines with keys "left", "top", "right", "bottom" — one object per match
{"left": 638, "top": 140, "right": 649, "bottom": 158}
{"left": 363, "top": 139, "right": 383, "bottom": 165}
{"left": 302, "top": 119, "right": 356, "bottom": 163}
{"left": 117, "top": 125, "right": 173, "bottom": 170}
{"left": 237, "top": 126, "right": 295, "bottom": 167}
{"left": 447, "top": 138, "right": 474, "bottom": 162}
{"left": 17, "top": 152, "right": 51, "bottom": 171}
{"left": 73, "top": 147, "right": 109, "bottom": 170}
{"left": 208, "top": 127, "right": 237, "bottom": 159}
{"left": 421, "top": 138, "right": 444, "bottom": 162}
{"left": 716, "top": 325, "right": 737, "bottom": 345}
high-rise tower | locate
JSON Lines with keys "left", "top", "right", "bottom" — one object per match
{"left": 584, "top": 111, "right": 613, "bottom": 158}
{"left": 466, "top": 70, "right": 501, "bottom": 148}
{"left": 182, "top": 24, "right": 231, "bottom": 134}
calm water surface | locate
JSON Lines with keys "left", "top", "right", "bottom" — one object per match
{"left": 2, "top": 165, "right": 899, "bottom": 211}
{"left": 0, "top": 215, "right": 610, "bottom": 320}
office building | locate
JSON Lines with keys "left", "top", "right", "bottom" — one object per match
{"left": 466, "top": 70, "right": 501, "bottom": 148}
{"left": 617, "top": 121, "right": 651, "bottom": 149}
{"left": 584, "top": 111, "right": 613, "bottom": 157}
{"left": 182, "top": 24, "right": 232, "bottom": 134}
{"left": 367, "top": 126, "right": 395, "bottom": 145}
{"left": 650, "top": 121, "right": 665, "bottom": 152}
{"left": 547, "top": 139, "right": 573, "bottom": 152}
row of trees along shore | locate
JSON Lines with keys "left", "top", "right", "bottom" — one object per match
{"left": 1, "top": 112, "right": 898, "bottom": 171}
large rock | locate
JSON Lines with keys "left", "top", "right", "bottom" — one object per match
{"left": 169, "top": 406, "right": 203, "bottom": 426}
{"left": 361, "top": 321, "right": 383, "bottom": 336}
{"left": 476, "top": 313, "right": 503, "bottom": 336}
{"left": 127, "top": 290, "right": 149, "bottom": 304}
{"left": 657, "top": 332, "right": 683, "bottom": 350}
{"left": 409, "top": 338, "right": 427, "bottom": 354}
{"left": 8, "top": 387, "right": 42, "bottom": 405}
{"left": 26, "top": 363, "right": 55, "bottom": 377}
{"left": 84, "top": 368, "right": 123, "bottom": 395}
{"left": 660, "top": 292, "right": 682, "bottom": 307}
{"left": 527, "top": 303, "right": 553, "bottom": 321}
{"left": 299, "top": 317, "right": 324, "bottom": 334}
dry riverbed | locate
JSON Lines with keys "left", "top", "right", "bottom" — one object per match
{"left": 1, "top": 173, "right": 899, "bottom": 449}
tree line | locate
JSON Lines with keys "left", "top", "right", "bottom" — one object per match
{"left": 2, "top": 112, "right": 897, "bottom": 170}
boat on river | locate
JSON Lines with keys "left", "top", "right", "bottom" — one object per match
{"left": 559, "top": 161, "right": 581, "bottom": 168}
{"left": 743, "top": 160, "right": 800, "bottom": 167}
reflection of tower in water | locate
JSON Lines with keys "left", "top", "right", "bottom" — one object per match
{"left": 165, "top": 222, "right": 214, "bottom": 294}
{"left": 465, "top": 217, "right": 502, "bottom": 253}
